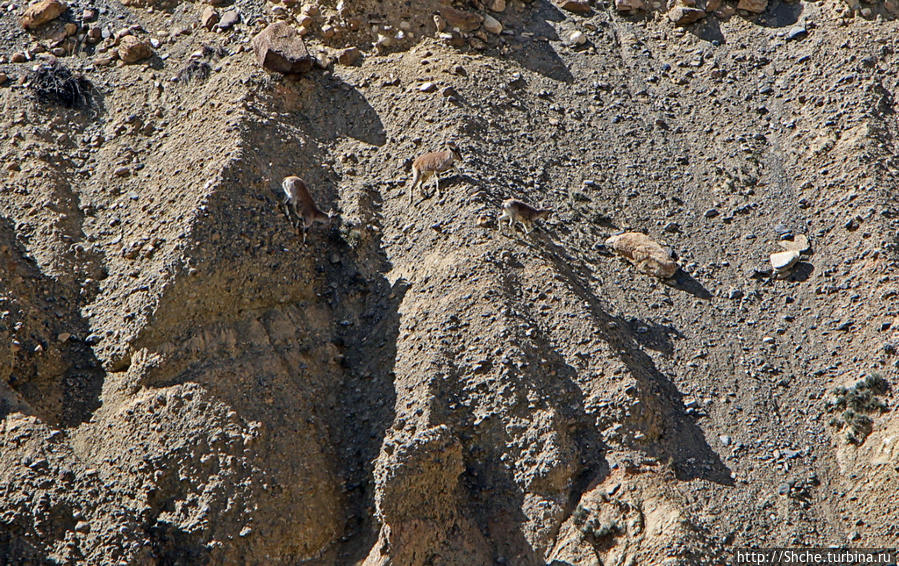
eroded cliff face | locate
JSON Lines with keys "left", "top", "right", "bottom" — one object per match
{"left": 1, "top": 0, "right": 898, "bottom": 563}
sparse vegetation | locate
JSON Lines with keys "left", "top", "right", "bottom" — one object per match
{"left": 177, "top": 60, "right": 211, "bottom": 83}
{"left": 827, "top": 374, "right": 891, "bottom": 444}
{"left": 28, "top": 62, "right": 93, "bottom": 109}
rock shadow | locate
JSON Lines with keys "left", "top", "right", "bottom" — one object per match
{"left": 527, "top": 231, "right": 734, "bottom": 486}
{"left": 0, "top": 216, "right": 103, "bottom": 428}
{"left": 326, "top": 188, "right": 404, "bottom": 564}
{"left": 267, "top": 71, "right": 387, "bottom": 147}
{"left": 491, "top": 0, "right": 575, "bottom": 83}
{"left": 0, "top": 523, "right": 52, "bottom": 565}
{"left": 755, "top": 0, "right": 803, "bottom": 27}
{"left": 688, "top": 15, "right": 727, "bottom": 45}
{"left": 665, "top": 268, "right": 713, "bottom": 300}
{"left": 425, "top": 271, "right": 609, "bottom": 564}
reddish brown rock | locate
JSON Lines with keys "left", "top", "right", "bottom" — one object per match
{"left": 252, "top": 21, "right": 313, "bottom": 75}
{"left": 736, "top": 0, "right": 767, "bottom": 12}
{"left": 200, "top": 6, "right": 219, "bottom": 30}
{"left": 440, "top": 6, "right": 483, "bottom": 32}
{"left": 118, "top": 35, "right": 153, "bottom": 63}
{"left": 615, "top": 0, "right": 644, "bottom": 11}
{"left": 668, "top": 5, "right": 706, "bottom": 24}
{"left": 557, "top": 0, "right": 591, "bottom": 13}
{"left": 336, "top": 46, "right": 360, "bottom": 66}
{"left": 21, "top": 0, "right": 67, "bottom": 30}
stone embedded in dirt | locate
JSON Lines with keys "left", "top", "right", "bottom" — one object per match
{"left": 201, "top": 6, "right": 219, "bottom": 30}
{"left": 557, "top": 0, "right": 591, "bottom": 13}
{"left": 11, "top": 52, "right": 28, "bottom": 63}
{"left": 483, "top": 14, "right": 502, "bottom": 34}
{"left": 252, "top": 21, "right": 313, "bottom": 75}
{"left": 375, "top": 33, "right": 393, "bottom": 53}
{"left": 778, "top": 234, "right": 810, "bottom": 254}
{"left": 113, "top": 166, "right": 130, "bottom": 177}
{"left": 21, "top": 0, "right": 67, "bottom": 30}
{"left": 668, "top": 5, "right": 706, "bottom": 25}
{"left": 87, "top": 25, "right": 102, "bottom": 43}
{"left": 440, "top": 6, "right": 483, "bottom": 32}
{"left": 736, "top": 0, "right": 767, "bottom": 13}
{"left": 606, "top": 232, "right": 679, "bottom": 279}
{"left": 81, "top": 8, "right": 97, "bottom": 21}
{"left": 568, "top": 30, "right": 587, "bottom": 45}
{"left": 118, "top": 36, "right": 153, "bottom": 63}
{"left": 216, "top": 10, "right": 239, "bottom": 30}
{"left": 0, "top": 73, "right": 7, "bottom": 86}
{"left": 786, "top": 25, "right": 807, "bottom": 40}
{"left": 615, "top": 0, "right": 644, "bottom": 12}
{"left": 491, "top": 0, "right": 506, "bottom": 11}
{"left": 74, "top": 521, "right": 90, "bottom": 533}
{"left": 336, "top": 46, "right": 360, "bottom": 65}
{"left": 418, "top": 82, "right": 436, "bottom": 92}
{"left": 770, "top": 249, "right": 800, "bottom": 273}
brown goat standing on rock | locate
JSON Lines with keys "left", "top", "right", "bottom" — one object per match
{"left": 280, "top": 175, "right": 333, "bottom": 243}
{"left": 408, "top": 142, "right": 462, "bottom": 203}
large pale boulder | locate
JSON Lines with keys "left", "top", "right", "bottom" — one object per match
{"left": 21, "top": 0, "right": 66, "bottom": 30}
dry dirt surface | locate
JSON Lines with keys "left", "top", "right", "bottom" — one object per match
{"left": 1, "top": 0, "right": 899, "bottom": 563}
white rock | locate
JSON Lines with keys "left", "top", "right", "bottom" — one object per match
{"left": 568, "top": 30, "right": 587, "bottom": 45}
{"left": 770, "top": 249, "right": 800, "bottom": 271}
{"left": 483, "top": 14, "right": 502, "bottom": 34}
{"left": 418, "top": 81, "right": 436, "bottom": 92}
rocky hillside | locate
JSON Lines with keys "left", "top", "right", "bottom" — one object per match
{"left": 1, "top": 0, "right": 898, "bottom": 563}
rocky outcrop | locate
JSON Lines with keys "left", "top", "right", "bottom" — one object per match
{"left": 20, "top": 0, "right": 66, "bottom": 29}
{"left": 252, "top": 21, "right": 313, "bottom": 75}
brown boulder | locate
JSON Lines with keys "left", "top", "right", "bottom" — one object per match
{"left": 440, "top": 6, "right": 483, "bottom": 32}
{"left": 118, "top": 35, "right": 153, "bottom": 64}
{"left": 736, "top": 0, "right": 767, "bottom": 12}
{"left": 252, "top": 21, "right": 313, "bottom": 75}
{"left": 336, "top": 46, "right": 360, "bottom": 66}
{"left": 557, "top": 0, "right": 592, "bottom": 13}
{"left": 21, "top": 0, "right": 67, "bottom": 30}
{"left": 615, "top": 0, "right": 644, "bottom": 11}
{"left": 200, "top": 6, "right": 219, "bottom": 30}
{"left": 668, "top": 5, "right": 706, "bottom": 24}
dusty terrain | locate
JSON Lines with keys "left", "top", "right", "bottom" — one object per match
{"left": 1, "top": 0, "right": 898, "bottom": 563}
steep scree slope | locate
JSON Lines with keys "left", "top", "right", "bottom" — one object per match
{"left": 1, "top": 0, "right": 899, "bottom": 564}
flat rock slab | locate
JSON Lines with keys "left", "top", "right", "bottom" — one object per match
{"left": 615, "top": 0, "right": 644, "bottom": 12}
{"left": 668, "top": 5, "right": 706, "bottom": 25}
{"left": 770, "top": 249, "right": 800, "bottom": 272}
{"left": 557, "top": 0, "right": 592, "bottom": 13}
{"left": 252, "top": 21, "right": 313, "bottom": 75}
{"left": 736, "top": 0, "right": 767, "bottom": 12}
{"left": 778, "top": 234, "right": 810, "bottom": 254}
{"left": 21, "top": 0, "right": 66, "bottom": 29}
